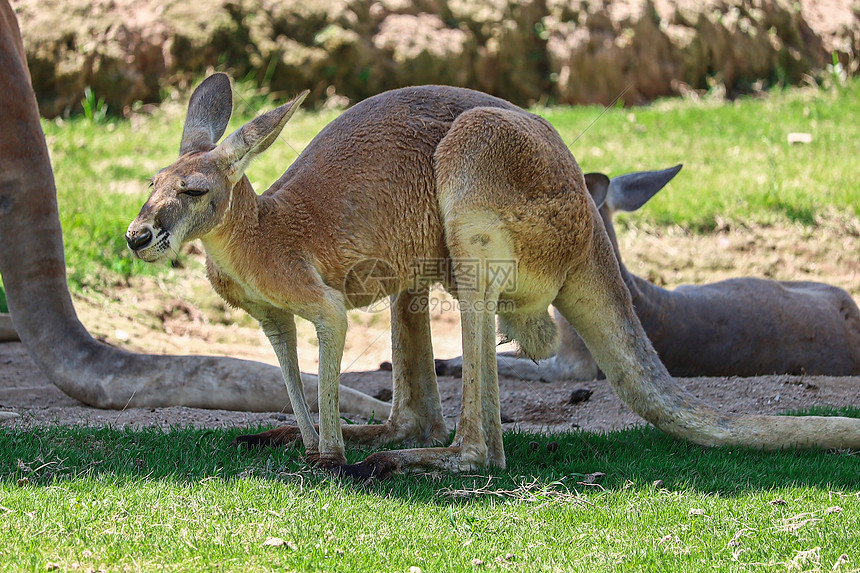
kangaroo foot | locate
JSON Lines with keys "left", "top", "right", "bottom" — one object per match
{"left": 305, "top": 450, "right": 347, "bottom": 469}
{"left": 334, "top": 452, "right": 401, "bottom": 481}
{"left": 233, "top": 421, "right": 448, "bottom": 451}
{"left": 334, "top": 445, "right": 491, "bottom": 481}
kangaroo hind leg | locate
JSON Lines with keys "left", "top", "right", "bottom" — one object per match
{"left": 335, "top": 216, "right": 511, "bottom": 479}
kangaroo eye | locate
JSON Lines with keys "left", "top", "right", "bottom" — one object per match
{"left": 182, "top": 188, "right": 208, "bottom": 197}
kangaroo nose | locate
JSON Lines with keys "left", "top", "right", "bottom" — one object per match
{"left": 126, "top": 227, "right": 153, "bottom": 251}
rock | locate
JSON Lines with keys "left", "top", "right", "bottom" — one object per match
{"left": 787, "top": 132, "right": 813, "bottom": 144}
{"left": 435, "top": 357, "right": 462, "bottom": 378}
{"left": 579, "top": 471, "right": 606, "bottom": 484}
{"left": 568, "top": 388, "right": 593, "bottom": 404}
{"left": 15, "top": 1, "right": 860, "bottom": 116}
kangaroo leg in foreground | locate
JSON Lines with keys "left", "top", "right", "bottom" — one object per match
{"left": 236, "top": 290, "right": 449, "bottom": 449}
{"left": 338, "top": 229, "right": 510, "bottom": 479}
{"left": 257, "top": 313, "right": 320, "bottom": 452}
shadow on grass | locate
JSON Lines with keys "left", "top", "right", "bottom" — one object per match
{"left": 2, "top": 406, "right": 858, "bottom": 500}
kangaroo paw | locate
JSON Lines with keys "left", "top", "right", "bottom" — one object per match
{"left": 305, "top": 450, "right": 347, "bottom": 469}
{"left": 333, "top": 453, "right": 400, "bottom": 482}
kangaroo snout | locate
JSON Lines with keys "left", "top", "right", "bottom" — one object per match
{"left": 126, "top": 223, "right": 154, "bottom": 252}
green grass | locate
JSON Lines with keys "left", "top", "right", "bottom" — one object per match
{"left": 1, "top": 419, "right": 858, "bottom": 572}
{"left": 541, "top": 81, "right": 860, "bottom": 231}
{"left": 22, "top": 77, "right": 860, "bottom": 295}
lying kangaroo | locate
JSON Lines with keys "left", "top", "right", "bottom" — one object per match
{"left": 437, "top": 166, "right": 860, "bottom": 381}
{"left": 127, "top": 74, "right": 860, "bottom": 476}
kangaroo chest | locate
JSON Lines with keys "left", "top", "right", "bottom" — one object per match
{"left": 204, "top": 256, "right": 263, "bottom": 312}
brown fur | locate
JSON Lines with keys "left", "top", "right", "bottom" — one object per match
{"left": 129, "top": 74, "right": 860, "bottom": 476}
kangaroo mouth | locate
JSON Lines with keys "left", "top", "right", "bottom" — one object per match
{"left": 130, "top": 246, "right": 168, "bottom": 263}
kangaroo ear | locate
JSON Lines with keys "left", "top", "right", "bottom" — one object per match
{"left": 210, "top": 90, "right": 309, "bottom": 185}
{"left": 584, "top": 173, "right": 610, "bottom": 209}
{"left": 606, "top": 164, "right": 682, "bottom": 213}
{"left": 179, "top": 73, "right": 234, "bottom": 156}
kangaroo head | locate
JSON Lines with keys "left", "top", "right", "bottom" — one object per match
{"left": 126, "top": 73, "right": 308, "bottom": 262}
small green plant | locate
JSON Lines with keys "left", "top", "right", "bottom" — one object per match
{"left": 0, "top": 281, "right": 7, "bottom": 313}
{"left": 81, "top": 86, "right": 108, "bottom": 124}
{"left": 825, "top": 51, "right": 848, "bottom": 90}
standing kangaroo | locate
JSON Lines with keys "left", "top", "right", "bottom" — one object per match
{"left": 437, "top": 166, "right": 860, "bottom": 381}
{"left": 127, "top": 74, "right": 860, "bottom": 476}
